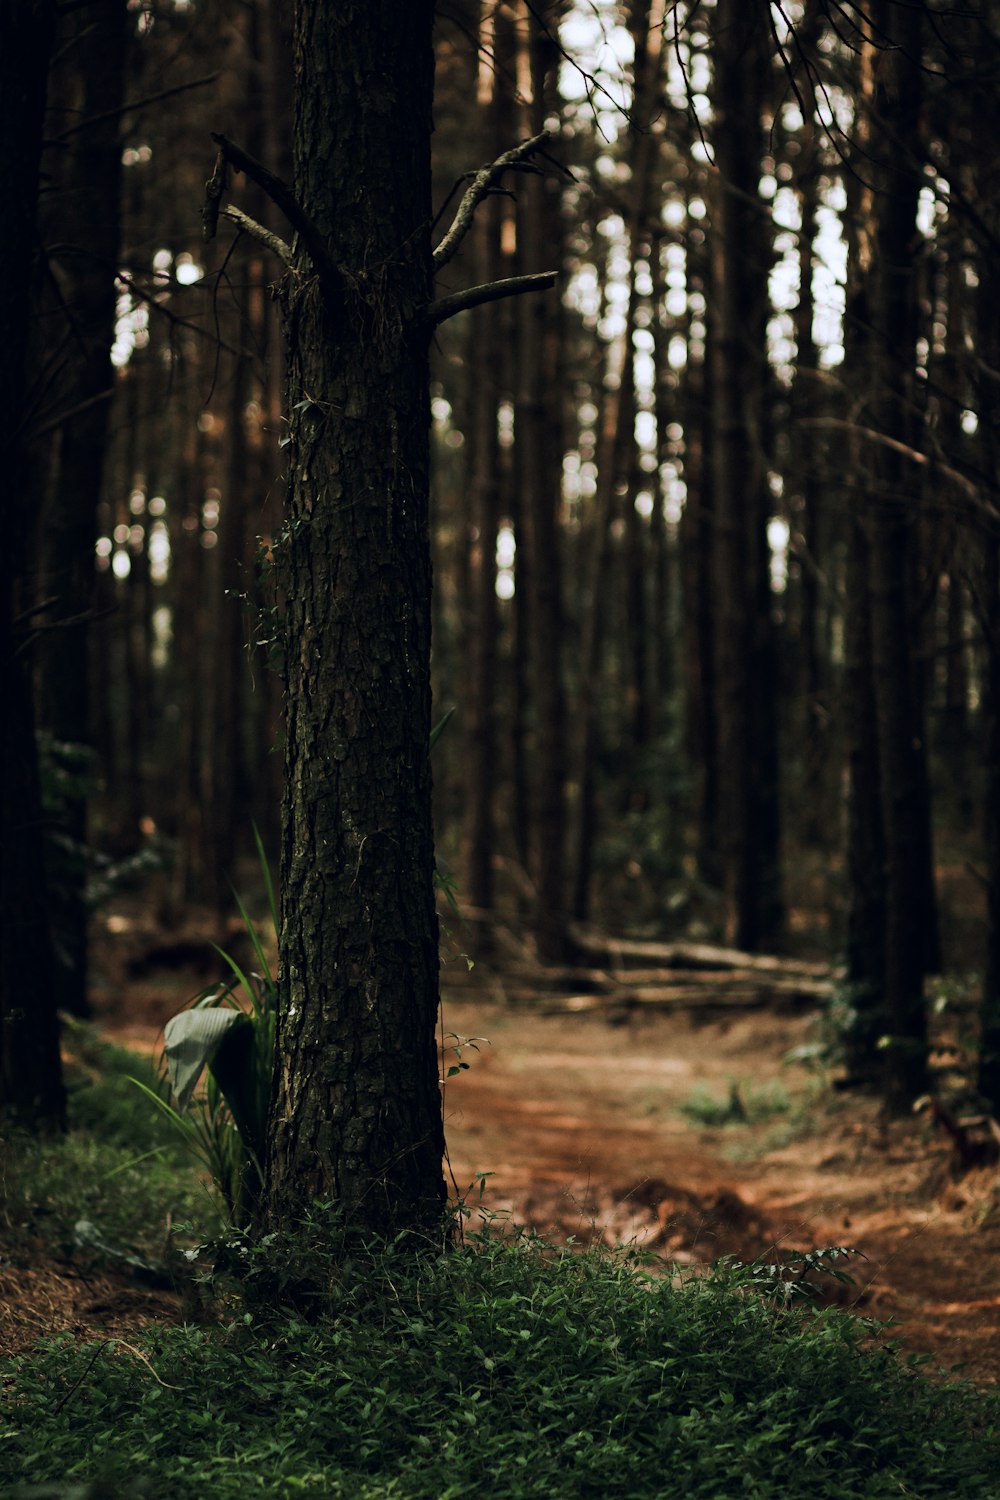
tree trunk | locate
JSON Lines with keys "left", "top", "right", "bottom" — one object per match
{"left": 34, "top": 0, "right": 127, "bottom": 1015}
{"left": 462, "top": 2, "right": 506, "bottom": 922}
{"left": 709, "top": 0, "right": 783, "bottom": 950}
{"left": 516, "top": 5, "right": 569, "bottom": 958}
{"left": 264, "top": 1, "right": 445, "bottom": 1234}
{"left": 0, "top": 0, "right": 65, "bottom": 1131}
{"left": 863, "top": 0, "right": 931, "bottom": 1103}
{"left": 572, "top": 0, "right": 664, "bottom": 924}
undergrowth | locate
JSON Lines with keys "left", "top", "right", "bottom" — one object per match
{"left": 3, "top": 1041, "right": 1000, "bottom": 1498}
{"left": 1, "top": 1024, "right": 221, "bottom": 1261}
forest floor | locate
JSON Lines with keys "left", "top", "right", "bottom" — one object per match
{"left": 6, "top": 903, "right": 1000, "bottom": 1384}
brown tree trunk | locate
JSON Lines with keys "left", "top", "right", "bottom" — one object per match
{"left": 863, "top": 0, "right": 931, "bottom": 1103}
{"left": 515, "top": 4, "right": 569, "bottom": 957}
{"left": 572, "top": 0, "right": 665, "bottom": 924}
{"left": 709, "top": 0, "right": 783, "bottom": 950}
{"left": 976, "top": 253, "right": 1000, "bottom": 1106}
{"left": 462, "top": 2, "right": 506, "bottom": 922}
{"left": 37, "top": 0, "right": 127, "bottom": 1015}
{"left": 1, "top": 0, "right": 65, "bottom": 1130}
{"left": 264, "top": 1, "right": 445, "bottom": 1234}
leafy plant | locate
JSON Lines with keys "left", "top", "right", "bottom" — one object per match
{"left": 131, "top": 827, "right": 277, "bottom": 1224}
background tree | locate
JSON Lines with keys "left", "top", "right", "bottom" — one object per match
{"left": 1, "top": 0, "right": 65, "bottom": 1130}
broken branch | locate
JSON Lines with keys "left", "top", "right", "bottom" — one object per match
{"left": 207, "top": 133, "right": 339, "bottom": 296}
{"left": 424, "top": 271, "right": 557, "bottom": 328}
{"left": 433, "top": 132, "right": 549, "bottom": 272}
{"left": 222, "top": 206, "right": 294, "bottom": 269}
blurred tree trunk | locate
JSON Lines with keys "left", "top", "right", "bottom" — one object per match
{"left": 679, "top": 203, "right": 719, "bottom": 886}
{"left": 709, "top": 0, "right": 783, "bottom": 950}
{"left": 977, "top": 249, "right": 1000, "bottom": 1106}
{"left": 1, "top": 0, "right": 65, "bottom": 1130}
{"left": 462, "top": 1, "right": 506, "bottom": 925}
{"left": 516, "top": 4, "right": 569, "bottom": 957}
{"left": 862, "top": 0, "right": 932, "bottom": 1103}
{"left": 37, "top": 0, "right": 127, "bottom": 1015}
{"left": 263, "top": 0, "right": 445, "bottom": 1233}
{"left": 573, "top": 0, "right": 664, "bottom": 924}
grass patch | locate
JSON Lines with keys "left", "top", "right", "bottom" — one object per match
{"left": 3, "top": 1218, "right": 1000, "bottom": 1499}
{"left": 679, "top": 1078, "right": 793, "bottom": 1128}
{"left": 1, "top": 1024, "right": 222, "bottom": 1262}
{"left": 3, "top": 1041, "right": 999, "bottom": 1498}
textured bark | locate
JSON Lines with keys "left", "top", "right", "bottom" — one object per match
{"left": 863, "top": 0, "right": 931, "bottom": 1102}
{"left": 977, "top": 258, "right": 1000, "bottom": 1106}
{"left": 0, "top": 0, "right": 65, "bottom": 1130}
{"left": 36, "top": 0, "right": 127, "bottom": 1016}
{"left": 709, "top": 0, "right": 783, "bottom": 950}
{"left": 264, "top": 2, "right": 445, "bottom": 1233}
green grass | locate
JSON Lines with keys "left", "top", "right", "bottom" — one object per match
{"left": 3, "top": 1044, "right": 1000, "bottom": 1499}
{"left": 4, "top": 1221, "right": 1000, "bottom": 1498}
{"left": 1, "top": 1024, "right": 222, "bottom": 1260}
{"left": 679, "top": 1078, "right": 794, "bottom": 1128}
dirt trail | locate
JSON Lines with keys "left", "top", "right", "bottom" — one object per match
{"left": 439, "top": 996, "right": 1000, "bottom": 1383}
{"left": 81, "top": 919, "right": 1000, "bottom": 1385}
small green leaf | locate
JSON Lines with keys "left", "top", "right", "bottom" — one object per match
{"left": 164, "top": 1007, "right": 249, "bottom": 1114}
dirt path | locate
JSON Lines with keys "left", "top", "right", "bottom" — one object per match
{"left": 439, "top": 996, "right": 1000, "bottom": 1383}
{"left": 85, "top": 920, "right": 1000, "bottom": 1386}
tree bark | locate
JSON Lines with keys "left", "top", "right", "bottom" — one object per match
{"left": 36, "top": 0, "right": 128, "bottom": 1017}
{"left": 264, "top": 1, "right": 445, "bottom": 1234}
{"left": 0, "top": 0, "right": 65, "bottom": 1131}
{"left": 515, "top": 4, "right": 570, "bottom": 958}
{"left": 863, "top": 0, "right": 932, "bottom": 1103}
{"left": 709, "top": 0, "right": 783, "bottom": 950}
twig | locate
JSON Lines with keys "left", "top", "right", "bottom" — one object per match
{"left": 432, "top": 133, "right": 549, "bottom": 273}
{"left": 222, "top": 205, "right": 294, "bottom": 269}
{"left": 55, "top": 73, "right": 219, "bottom": 142}
{"left": 797, "top": 417, "right": 990, "bottom": 507}
{"left": 202, "top": 147, "right": 227, "bottom": 242}
{"left": 208, "top": 132, "right": 338, "bottom": 297}
{"left": 51, "top": 1342, "right": 110, "bottom": 1416}
{"left": 423, "top": 271, "right": 557, "bottom": 329}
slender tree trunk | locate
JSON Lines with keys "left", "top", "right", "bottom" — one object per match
{"left": 1, "top": 0, "right": 65, "bottom": 1130}
{"left": 679, "top": 225, "right": 719, "bottom": 885}
{"left": 572, "top": 0, "right": 664, "bottom": 923}
{"left": 709, "top": 0, "right": 783, "bottom": 950}
{"left": 977, "top": 244, "right": 1000, "bottom": 1103}
{"left": 515, "top": 5, "right": 569, "bottom": 957}
{"left": 863, "top": 0, "right": 931, "bottom": 1102}
{"left": 264, "top": 1, "right": 445, "bottom": 1234}
{"left": 462, "top": 2, "right": 505, "bottom": 922}
{"left": 36, "top": 0, "right": 127, "bottom": 1015}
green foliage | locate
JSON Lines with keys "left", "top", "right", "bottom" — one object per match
{"left": 3, "top": 1224, "right": 999, "bottom": 1498}
{"left": 131, "top": 828, "right": 277, "bottom": 1225}
{"left": 0, "top": 1127, "right": 213, "bottom": 1265}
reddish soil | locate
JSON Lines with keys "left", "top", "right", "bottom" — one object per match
{"left": 439, "top": 995, "right": 1000, "bottom": 1383}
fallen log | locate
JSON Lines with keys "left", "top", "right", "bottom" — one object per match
{"left": 567, "top": 922, "right": 837, "bottom": 981}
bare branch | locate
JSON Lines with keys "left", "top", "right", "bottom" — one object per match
{"left": 202, "top": 147, "right": 227, "bottom": 242}
{"left": 222, "top": 205, "right": 294, "bottom": 268}
{"left": 208, "top": 133, "right": 340, "bottom": 297}
{"left": 423, "top": 271, "right": 558, "bottom": 329}
{"left": 799, "top": 416, "right": 1000, "bottom": 529}
{"left": 54, "top": 73, "right": 219, "bottom": 143}
{"left": 432, "top": 133, "right": 549, "bottom": 273}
